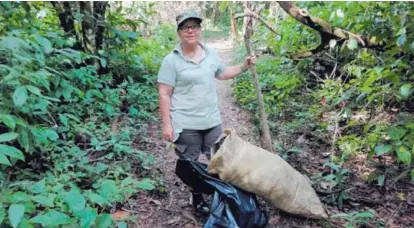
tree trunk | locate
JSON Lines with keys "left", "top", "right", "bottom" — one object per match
{"left": 80, "top": 1, "right": 100, "bottom": 71}
{"left": 93, "top": 1, "right": 107, "bottom": 51}
{"left": 230, "top": 6, "right": 239, "bottom": 42}
{"left": 243, "top": 3, "right": 273, "bottom": 152}
{"left": 51, "top": 1, "right": 82, "bottom": 50}
{"left": 80, "top": 2, "right": 96, "bottom": 55}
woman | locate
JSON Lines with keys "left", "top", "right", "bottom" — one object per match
{"left": 157, "top": 10, "right": 256, "bottom": 214}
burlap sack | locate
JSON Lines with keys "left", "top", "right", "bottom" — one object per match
{"left": 208, "top": 130, "right": 327, "bottom": 219}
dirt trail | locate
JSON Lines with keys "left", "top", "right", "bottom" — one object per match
{"left": 135, "top": 37, "right": 414, "bottom": 228}
{"left": 135, "top": 37, "right": 264, "bottom": 228}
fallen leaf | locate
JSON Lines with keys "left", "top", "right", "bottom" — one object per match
{"left": 321, "top": 96, "right": 326, "bottom": 105}
{"left": 164, "top": 216, "right": 180, "bottom": 225}
{"left": 182, "top": 210, "right": 198, "bottom": 226}
{"left": 184, "top": 223, "right": 197, "bottom": 228}
{"left": 150, "top": 199, "right": 162, "bottom": 206}
{"left": 112, "top": 210, "right": 130, "bottom": 221}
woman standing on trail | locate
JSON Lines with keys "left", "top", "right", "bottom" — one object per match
{"left": 157, "top": 11, "right": 256, "bottom": 214}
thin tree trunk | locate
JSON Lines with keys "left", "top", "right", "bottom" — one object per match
{"left": 80, "top": 1, "right": 100, "bottom": 70}
{"left": 243, "top": 3, "right": 273, "bottom": 152}
{"left": 93, "top": 1, "right": 107, "bottom": 51}
{"left": 80, "top": 2, "right": 96, "bottom": 54}
{"left": 230, "top": 6, "right": 239, "bottom": 41}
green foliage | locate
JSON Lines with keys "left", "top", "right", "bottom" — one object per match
{"left": 274, "top": 143, "right": 302, "bottom": 160}
{"left": 331, "top": 210, "right": 382, "bottom": 228}
{"left": 234, "top": 1, "right": 414, "bottom": 180}
{"left": 0, "top": 2, "right": 174, "bottom": 227}
{"left": 233, "top": 56, "right": 303, "bottom": 117}
{"left": 233, "top": 2, "right": 414, "bottom": 222}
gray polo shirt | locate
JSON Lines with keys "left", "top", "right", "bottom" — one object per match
{"left": 157, "top": 42, "right": 226, "bottom": 134}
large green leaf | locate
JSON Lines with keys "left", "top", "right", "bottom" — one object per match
{"left": 388, "top": 126, "right": 407, "bottom": 141}
{"left": 13, "top": 86, "right": 28, "bottom": 107}
{"left": 0, "top": 144, "right": 24, "bottom": 161}
{"left": 32, "top": 194, "right": 55, "bottom": 207}
{"left": 117, "top": 221, "right": 127, "bottom": 228}
{"left": 9, "top": 192, "right": 32, "bottom": 203}
{"left": 0, "top": 153, "right": 11, "bottom": 166}
{"left": 65, "top": 191, "right": 86, "bottom": 213}
{"left": 396, "top": 34, "right": 406, "bottom": 47}
{"left": 80, "top": 207, "right": 97, "bottom": 228}
{"left": 16, "top": 218, "right": 34, "bottom": 228}
{"left": 0, "top": 133, "right": 18, "bottom": 143}
{"left": 33, "top": 35, "right": 53, "bottom": 54}
{"left": 396, "top": 146, "right": 411, "bottom": 165}
{"left": 59, "top": 114, "right": 69, "bottom": 127}
{"left": 8, "top": 204, "right": 25, "bottom": 228}
{"left": 411, "top": 169, "right": 414, "bottom": 181}
{"left": 88, "top": 193, "right": 107, "bottom": 206}
{"left": 26, "top": 86, "right": 42, "bottom": 96}
{"left": 1, "top": 37, "right": 29, "bottom": 51}
{"left": 45, "top": 129, "right": 59, "bottom": 141}
{"left": 136, "top": 178, "right": 155, "bottom": 190}
{"left": 30, "top": 210, "right": 72, "bottom": 226}
{"left": 18, "top": 130, "right": 30, "bottom": 152}
{"left": 95, "top": 213, "right": 113, "bottom": 228}
{"left": 28, "top": 179, "right": 46, "bottom": 194}
{"left": 62, "top": 85, "right": 74, "bottom": 100}
{"left": 0, "top": 204, "right": 5, "bottom": 225}
{"left": 374, "top": 144, "right": 392, "bottom": 156}
{"left": 347, "top": 38, "right": 358, "bottom": 50}
{"left": 99, "top": 180, "right": 117, "bottom": 199}
{"left": 377, "top": 175, "right": 385, "bottom": 186}
{"left": 2, "top": 115, "right": 15, "bottom": 130}
{"left": 400, "top": 84, "right": 412, "bottom": 100}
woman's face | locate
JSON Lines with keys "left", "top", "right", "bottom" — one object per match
{"left": 177, "top": 19, "right": 201, "bottom": 46}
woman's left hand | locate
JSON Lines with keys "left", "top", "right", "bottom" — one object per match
{"left": 243, "top": 55, "right": 257, "bottom": 69}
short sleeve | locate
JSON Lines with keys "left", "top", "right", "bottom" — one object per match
{"left": 157, "top": 58, "right": 176, "bottom": 87}
{"left": 214, "top": 51, "right": 226, "bottom": 78}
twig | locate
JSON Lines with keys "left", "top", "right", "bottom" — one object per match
{"left": 165, "top": 190, "right": 175, "bottom": 211}
{"left": 385, "top": 201, "right": 403, "bottom": 228}
{"left": 309, "top": 70, "right": 324, "bottom": 83}
{"left": 111, "top": 115, "right": 120, "bottom": 132}
{"left": 329, "top": 62, "right": 338, "bottom": 80}
{"left": 324, "top": 52, "right": 336, "bottom": 61}
{"left": 235, "top": 11, "right": 278, "bottom": 35}
{"left": 141, "top": 207, "right": 154, "bottom": 220}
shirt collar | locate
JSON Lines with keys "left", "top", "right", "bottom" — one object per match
{"left": 173, "top": 41, "right": 209, "bottom": 58}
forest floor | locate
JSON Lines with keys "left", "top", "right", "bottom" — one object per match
{"left": 132, "top": 37, "right": 414, "bottom": 228}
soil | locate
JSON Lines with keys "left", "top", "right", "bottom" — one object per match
{"left": 131, "top": 37, "right": 414, "bottom": 228}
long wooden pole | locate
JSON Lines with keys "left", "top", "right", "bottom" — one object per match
{"left": 243, "top": 2, "right": 273, "bottom": 152}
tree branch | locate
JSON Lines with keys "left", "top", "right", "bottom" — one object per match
{"left": 243, "top": 2, "right": 273, "bottom": 152}
{"left": 236, "top": 11, "right": 278, "bottom": 35}
{"left": 277, "top": 1, "right": 382, "bottom": 50}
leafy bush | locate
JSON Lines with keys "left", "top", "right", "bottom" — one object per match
{"left": 0, "top": 2, "right": 175, "bottom": 227}
{"left": 233, "top": 1, "right": 414, "bottom": 190}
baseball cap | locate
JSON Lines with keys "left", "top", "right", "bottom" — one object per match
{"left": 176, "top": 11, "right": 202, "bottom": 28}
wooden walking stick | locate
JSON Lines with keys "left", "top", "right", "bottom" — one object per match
{"left": 243, "top": 3, "right": 273, "bottom": 152}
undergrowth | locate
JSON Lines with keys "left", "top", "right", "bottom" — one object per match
{"left": 0, "top": 2, "right": 176, "bottom": 227}
{"left": 231, "top": 1, "right": 414, "bottom": 227}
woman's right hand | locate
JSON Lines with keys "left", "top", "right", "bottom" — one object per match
{"left": 162, "top": 124, "right": 174, "bottom": 142}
